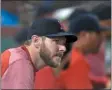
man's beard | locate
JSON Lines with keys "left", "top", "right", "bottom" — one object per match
{"left": 39, "top": 40, "right": 63, "bottom": 68}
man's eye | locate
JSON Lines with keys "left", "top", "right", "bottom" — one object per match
{"left": 52, "top": 39, "right": 59, "bottom": 43}
{"left": 54, "top": 40, "right": 59, "bottom": 43}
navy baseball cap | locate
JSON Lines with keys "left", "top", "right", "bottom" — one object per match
{"left": 28, "top": 18, "right": 77, "bottom": 43}
{"left": 69, "top": 14, "right": 110, "bottom": 34}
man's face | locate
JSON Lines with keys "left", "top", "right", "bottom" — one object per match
{"left": 85, "top": 31, "right": 103, "bottom": 53}
{"left": 40, "top": 36, "right": 66, "bottom": 68}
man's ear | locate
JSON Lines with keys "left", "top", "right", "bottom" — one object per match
{"left": 31, "top": 35, "right": 42, "bottom": 48}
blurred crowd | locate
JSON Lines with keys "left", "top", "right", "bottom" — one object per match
{"left": 1, "top": 1, "right": 111, "bottom": 89}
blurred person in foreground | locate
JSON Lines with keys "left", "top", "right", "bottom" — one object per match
{"left": 57, "top": 6, "right": 111, "bottom": 89}
{"left": 1, "top": 18, "right": 77, "bottom": 89}
{"left": 56, "top": 14, "right": 110, "bottom": 89}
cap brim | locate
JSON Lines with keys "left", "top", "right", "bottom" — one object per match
{"left": 46, "top": 32, "right": 77, "bottom": 43}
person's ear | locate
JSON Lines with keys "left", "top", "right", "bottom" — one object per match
{"left": 31, "top": 35, "right": 42, "bottom": 48}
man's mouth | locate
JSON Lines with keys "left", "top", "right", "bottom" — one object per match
{"left": 54, "top": 56, "right": 62, "bottom": 65}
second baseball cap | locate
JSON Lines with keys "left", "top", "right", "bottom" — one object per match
{"left": 69, "top": 14, "right": 110, "bottom": 34}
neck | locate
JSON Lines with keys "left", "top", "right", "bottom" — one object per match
{"left": 25, "top": 45, "right": 47, "bottom": 70}
{"left": 73, "top": 41, "right": 89, "bottom": 55}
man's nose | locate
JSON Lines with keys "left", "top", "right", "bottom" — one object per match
{"left": 58, "top": 45, "right": 66, "bottom": 53}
